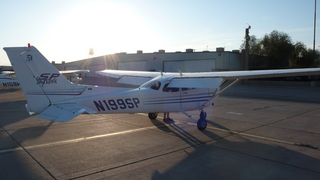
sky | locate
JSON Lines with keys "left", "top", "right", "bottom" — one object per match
{"left": 0, "top": 0, "right": 319, "bottom": 65}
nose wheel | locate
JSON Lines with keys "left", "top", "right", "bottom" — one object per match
{"left": 197, "top": 110, "right": 208, "bottom": 130}
{"left": 197, "top": 119, "right": 207, "bottom": 130}
{"left": 180, "top": 110, "right": 208, "bottom": 130}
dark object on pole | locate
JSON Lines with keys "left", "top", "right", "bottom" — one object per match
{"left": 245, "top": 25, "right": 251, "bottom": 71}
{"left": 313, "top": 0, "right": 317, "bottom": 63}
{"left": 243, "top": 25, "right": 251, "bottom": 85}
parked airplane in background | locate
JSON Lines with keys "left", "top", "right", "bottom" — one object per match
{"left": 0, "top": 71, "right": 20, "bottom": 88}
{"left": 0, "top": 65, "right": 13, "bottom": 71}
{"left": 0, "top": 68, "right": 88, "bottom": 88}
{"left": 3, "top": 45, "right": 320, "bottom": 130}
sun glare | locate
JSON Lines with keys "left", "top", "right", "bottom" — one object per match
{"left": 45, "top": 2, "right": 159, "bottom": 62}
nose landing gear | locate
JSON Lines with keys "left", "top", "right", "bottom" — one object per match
{"left": 197, "top": 110, "right": 208, "bottom": 130}
{"left": 181, "top": 110, "right": 208, "bottom": 130}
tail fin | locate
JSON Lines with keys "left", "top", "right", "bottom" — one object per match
{"left": 3, "top": 46, "right": 85, "bottom": 113}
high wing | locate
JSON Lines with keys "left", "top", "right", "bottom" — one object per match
{"left": 179, "top": 68, "right": 320, "bottom": 80}
{"left": 98, "top": 68, "right": 320, "bottom": 80}
{"left": 97, "top": 68, "right": 320, "bottom": 88}
{"left": 96, "top": 69, "right": 162, "bottom": 78}
{"left": 170, "top": 68, "right": 320, "bottom": 88}
{"left": 97, "top": 70, "right": 177, "bottom": 86}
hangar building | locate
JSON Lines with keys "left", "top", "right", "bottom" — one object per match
{"left": 53, "top": 48, "right": 243, "bottom": 77}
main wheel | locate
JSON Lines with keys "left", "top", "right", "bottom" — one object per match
{"left": 148, "top": 113, "right": 158, "bottom": 119}
{"left": 197, "top": 118, "right": 207, "bottom": 130}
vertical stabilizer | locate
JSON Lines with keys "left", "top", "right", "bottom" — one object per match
{"left": 3, "top": 46, "right": 85, "bottom": 113}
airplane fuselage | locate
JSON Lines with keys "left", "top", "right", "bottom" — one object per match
{"left": 75, "top": 84, "right": 217, "bottom": 114}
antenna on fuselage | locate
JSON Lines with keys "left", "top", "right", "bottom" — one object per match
{"left": 173, "top": 66, "right": 183, "bottom": 76}
{"left": 153, "top": 66, "right": 163, "bottom": 76}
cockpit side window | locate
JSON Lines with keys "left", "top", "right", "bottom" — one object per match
{"left": 148, "top": 81, "right": 161, "bottom": 90}
{"left": 163, "top": 83, "right": 179, "bottom": 92}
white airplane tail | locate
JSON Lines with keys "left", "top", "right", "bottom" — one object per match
{"left": 3, "top": 46, "right": 86, "bottom": 114}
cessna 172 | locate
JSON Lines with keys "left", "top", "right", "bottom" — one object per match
{"left": 3, "top": 45, "right": 320, "bottom": 130}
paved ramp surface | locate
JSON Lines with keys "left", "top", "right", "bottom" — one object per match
{"left": 0, "top": 86, "right": 320, "bottom": 180}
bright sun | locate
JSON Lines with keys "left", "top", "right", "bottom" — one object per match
{"left": 45, "top": 2, "right": 159, "bottom": 62}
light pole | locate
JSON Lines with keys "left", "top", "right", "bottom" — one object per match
{"left": 313, "top": 0, "right": 317, "bottom": 64}
{"left": 243, "top": 25, "right": 251, "bottom": 85}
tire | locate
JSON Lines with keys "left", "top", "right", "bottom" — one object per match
{"left": 197, "top": 118, "right": 207, "bottom": 130}
{"left": 148, "top": 113, "right": 158, "bottom": 119}
{"left": 200, "top": 111, "right": 207, "bottom": 119}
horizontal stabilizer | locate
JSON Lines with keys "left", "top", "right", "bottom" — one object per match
{"left": 37, "top": 104, "right": 96, "bottom": 122}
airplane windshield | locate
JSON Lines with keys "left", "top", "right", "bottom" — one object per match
{"left": 146, "top": 81, "right": 161, "bottom": 90}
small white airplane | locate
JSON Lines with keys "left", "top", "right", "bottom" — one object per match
{"left": 3, "top": 45, "right": 320, "bottom": 130}
{"left": 0, "top": 71, "right": 20, "bottom": 88}
{"left": 0, "top": 69, "right": 88, "bottom": 88}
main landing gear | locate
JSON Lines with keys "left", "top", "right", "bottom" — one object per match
{"left": 181, "top": 110, "right": 208, "bottom": 130}
{"left": 148, "top": 113, "right": 158, "bottom": 119}
{"left": 148, "top": 111, "right": 208, "bottom": 130}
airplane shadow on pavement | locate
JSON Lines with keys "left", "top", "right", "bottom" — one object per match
{"left": 0, "top": 89, "right": 54, "bottom": 179}
{"left": 0, "top": 121, "right": 54, "bottom": 179}
{"left": 150, "top": 117, "right": 320, "bottom": 180}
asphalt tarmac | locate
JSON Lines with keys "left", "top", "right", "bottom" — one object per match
{"left": 0, "top": 85, "right": 320, "bottom": 180}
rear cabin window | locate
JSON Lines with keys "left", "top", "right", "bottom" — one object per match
{"left": 182, "top": 88, "right": 196, "bottom": 91}
{"left": 163, "top": 83, "right": 179, "bottom": 92}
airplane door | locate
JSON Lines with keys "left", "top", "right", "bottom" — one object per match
{"left": 161, "top": 83, "right": 181, "bottom": 112}
{"left": 180, "top": 87, "right": 210, "bottom": 111}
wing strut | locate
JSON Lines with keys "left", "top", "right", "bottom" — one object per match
{"left": 199, "top": 79, "right": 239, "bottom": 109}
{"left": 180, "top": 110, "right": 197, "bottom": 123}
{"left": 217, "top": 79, "right": 239, "bottom": 96}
